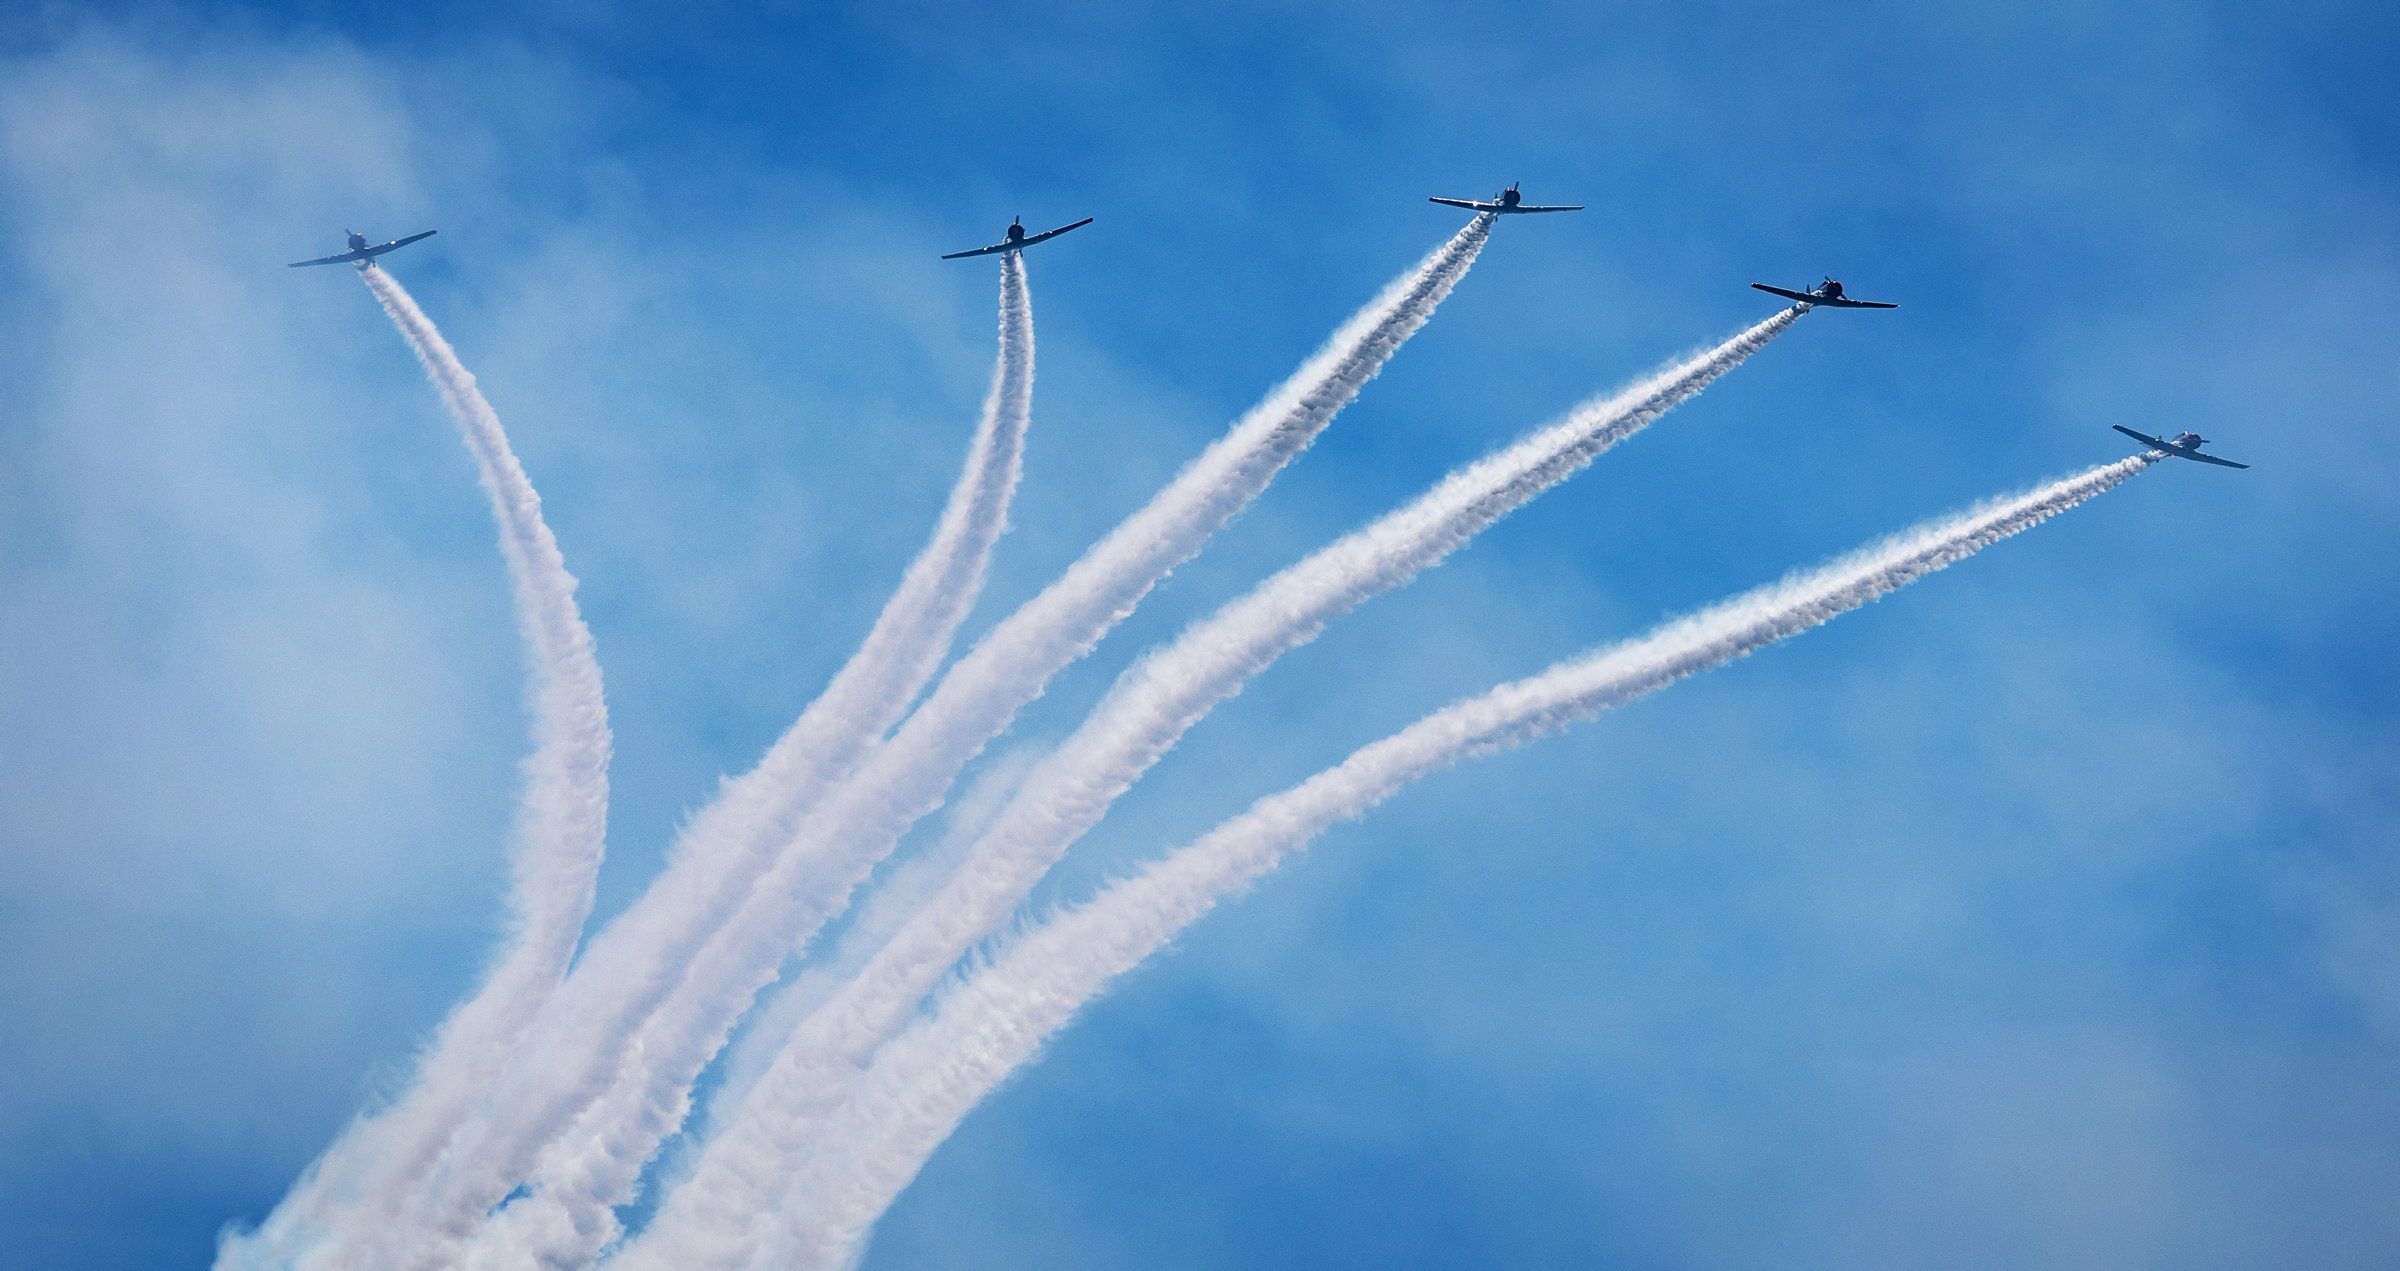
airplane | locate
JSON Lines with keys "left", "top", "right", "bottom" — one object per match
{"left": 1427, "top": 183, "right": 1582, "bottom": 214}
{"left": 1750, "top": 277, "right": 1898, "bottom": 310}
{"left": 941, "top": 216, "right": 1094, "bottom": 260}
{"left": 2112, "top": 425, "right": 2250, "bottom": 469}
{"left": 287, "top": 228, "right": 438, "bottom": 269}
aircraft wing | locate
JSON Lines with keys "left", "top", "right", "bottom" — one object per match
{"left": 1750, "top": 283, "right": 1896, "bottom": 308}
{"left": 2111, "top": 425, "right": 2247, "bottom": 468}
{"left": 1510, "top": 204, "right": 1583, "bottom": 213}
{"left": 1017, "top": 217, "right": 1093, "bottom": 248}
{"left": 287, "top": 249, "right": 366, "bottom": 268}
{"left": 941, "top": 217, "right": 1092, "bottom": 260}
{"left": 374, "top": 229, "right": 438, "bottom": 254}
{"left": 1428, "top": 197, "right": 1497, "bottom": 211}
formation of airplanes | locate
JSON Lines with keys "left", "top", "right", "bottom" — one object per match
{"left": 288, "top": 188, "right": 2247, "bottom": 470}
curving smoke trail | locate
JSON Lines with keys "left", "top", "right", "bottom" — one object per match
{"left": 758, "top": 454, "right": 2157, "bottom": 1269}
{"left": 316, "top": 251, "right": 1038, "bottom": 1270}
{"left": 621, "top": 306, "right": 1804, "bottom": 1269}
{"left": 693, "top": 742, "right": 1046, "bottom": 1145}
{"left": 395, "top": 216, "right": 1497, "bottom": 1269}
{"left": 218, "top": 266, "right": 614, "bottom": 1270}
{"left": 625, "top": 744, "right": 1044, "bottom": 1230}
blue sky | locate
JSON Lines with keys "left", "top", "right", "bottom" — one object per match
{"left": 2, "top": 1, "right": 2395, "bottom": 1266}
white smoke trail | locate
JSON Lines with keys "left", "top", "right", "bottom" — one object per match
{"left": 401, "top": 217, "right": 1496, "bottom": 1269}
{"left": 520, "top": 753, "right": 1034, "bottom": 1271}
{"left": 620, "top": 307, "right": 1804, "bottom": 1269}
{"left": 456, "top": 752, "right": 1040, "bottom": 1271}
{"left": 702, "top": 744, "right": 1046, "bottom": 1137}
{"left": 314, "top": 251, "right": 1036, "bottom": 1269}
{"left": 633, "top": 743, "right": 1044, "bottom": 1225}
{"left": 760, "top": 454, "right": 2157, "bottom": 1269}
{"left": 217, "top": 266, "right": 613, "bottom": 1270}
